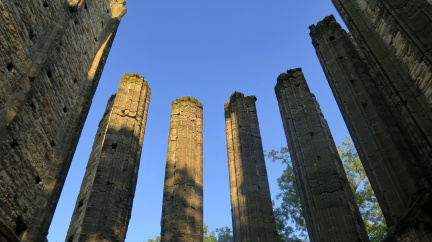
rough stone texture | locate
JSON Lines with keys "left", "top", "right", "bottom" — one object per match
{"left": 275, "top": 69, "right": 369, "bottom": 242}
{"left": 332, "top": 0, "right": 432, "bottom": 105}
{"left": 310, "top": 15, "right": 432, "bottom": 241}
{"left": 330, "top": 0, "right": 432, "bottom": 190}
{"left": 65, "top": 73, "right": 150, "bottom": 242}
{"left": 161, "top": 97, "right": 203, "bottom": 242}
{"left": 224, "top": 92, "right": 278, "bottom": 242}
{"left": 0, "top": 1, "right": 126, "bottom": 241}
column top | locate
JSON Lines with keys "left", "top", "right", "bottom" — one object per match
{"left": 172, "top": 96, "right": 203, "bottom": 108}
{"left": 120, "top": 73, "right": 149, "bottom": 86}
{"left": 309, "top": 15, "right": 345, "bottom": 39}
{"left": 275, "top": 68, "right": 304, "bottom": 88}
{"left": 224, "top": 91, "right": 257, "bottom": 111}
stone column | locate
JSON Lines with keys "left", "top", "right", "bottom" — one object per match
{"left": 161, "top": 97, "right": 203, "bottom": 242}
{"left": 66, "top": 73, "right": 150, "bottom": 242}
{"left": 330, "top": 0, "right": 432, "bottom": 189}
{"left": 331, "top": 0, "right": 432, "bottom": 105}
{"left": 275, "top": 69, "right": 369, "bottom": 242}
{"left": 310, "top": 15, "right": 432, "bottom": 240}
{"left": 224, "top": 92, "right": 278, "bottom": 242}
{"left": 0, "top": 1, "right": 127, "bottom": 241}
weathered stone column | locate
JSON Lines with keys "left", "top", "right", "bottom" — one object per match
{"left": 331, "top": 0, "right": 432, "bottom": 104}
{"left": 66, "top": 73, "right": 150, "bottom": 242}
{"left": 275, "top": 69, "right": 369, "bottom": 242}
{"left": 310, "top": 16, "right": 432, "bottom": 240}
{"left": 224, "top": 92, "right": 278, "bottom": 242}
{"left": 330, "top": 0, "right": 432, "bottom": 195}
{"left": 161, "top": 97, "right": 203, "bottom": 242}
{"left": 0, "top": 1, "right": 127, "bottom": 241}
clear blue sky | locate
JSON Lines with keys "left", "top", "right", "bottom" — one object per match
{"left": 48, "top": 1, "right": 349, "bottom": 241}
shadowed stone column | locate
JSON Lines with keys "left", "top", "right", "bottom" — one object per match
{"left": 310, "top": 16, "right": 432, "bottom": 241}
{"left": 330, "top": 0, "right": 432, "bottom": 189}
{"left": 161, "top": 96, "right": 203, "bottom": 242}
{"left": 66, "top": 73, "right": 150, "bottom": 242}
{"left": 224, "top": 92, "right": 278, "bottom": 242}
{"left": 331, "top": 0, "right": 432, "bottom": 104}
{"left": 0, "top": 1, "right": 127, "bottom": 241}
{"left": 275, "top": 69, "right": 369, "bottom": 242}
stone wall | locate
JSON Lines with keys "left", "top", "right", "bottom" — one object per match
{"left": 224, "top": 92, "right": 278, "bottom": 242}
{"left": 0, "top": 1, "right": 126, "bottom": 241}
{"left": 310, "top": 16, "right": 432, "bottom": 240}
{"left": 161, "top": 97, "right": 204, "bottom": 242}
{"left": 66, "top": 73, "right": 150, "bottom": 242}
{"left": 275, "top": 69, "right": 369, "bottom": 242}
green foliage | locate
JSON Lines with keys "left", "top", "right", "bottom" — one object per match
{"left": 215, "top": 226, "right": 233, "bottom": 242}
{"left": 337, "top": 136, "right": 387, "bottom": 241}
{"left": 267, "top": 136, "right": 387, "bottom": 241}
{"left": 204, "top": 224, "right": 217, "bottom": 242}
{"left": 146, "top": 224, "right": 233, "bottom": 242}
{"left": 147, "top": 236, "right": 160, "bottom": 242}
{"left": 266, "top": 147, "right": 307, "bottom": 241}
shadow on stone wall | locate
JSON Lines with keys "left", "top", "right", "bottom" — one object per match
{"left": 66, "top": 118, "right": 145, "bottom": 241}
{"left": 161, "top": 166, "right": 203, "bottom": 241}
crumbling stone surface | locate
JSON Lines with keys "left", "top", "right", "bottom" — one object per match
{"left": 66, "top": 73, "right": 150, "bottom": 242}
{"left": 330, "top": 0, "right": 432, "bottom": 174}
{"left": 331, "top": 0, "right": 432, "bottom": 105}
{"left": 224, "top": 92, "right": 278, "bottom": 242}
{"left": 0, "top": 1, "right": 126, "bottom": 241}
{"left": 310, "top": 16, "right": 432, "bottom": 240}
{"left": 275, "top": 69, "right": 370, "bottom": 242}
{"left": 161, "top": 96, "right": 203, "bottom": 242}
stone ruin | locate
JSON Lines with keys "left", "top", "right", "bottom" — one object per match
{"left": 161, "top": 97, "right": 204, "bottom": 242}
{"left": 0, "top": 0, "right": 431, "bottom": 241}
{"left": 224, "top": 92, "right": 278, "bottom": 241}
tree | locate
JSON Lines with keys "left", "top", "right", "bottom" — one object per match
{"left": 266, "top": 136, "right": 387, "bottom": 241}
{"left": 147, "top": 236, "right": 160, "bottom": 242}
{"left": 215, "top": 226, "right": 233, "bottom": 242}
{"left": 266, "top": 147, "right": 307, "bottom": 242}
{"left": 337, "top": 136, "right": 387, "bottom": 241}
{"left": 204, "top": 224, "right": 217, "bottom": 242}
{"left": 146, "top": 224, "right": 233, "bottom": 242}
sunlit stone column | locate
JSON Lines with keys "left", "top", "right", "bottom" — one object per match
{"left": 161, "top": 96, "right": 203, "bottom": 242}
{"left": 224, "top": 92, "right": 278, "bottom": 242}
{"left": 275, "top": 69, "right": 369, "bottom": 242}
{"left": 66, "top": 73, "right": 150, "bottom": 242}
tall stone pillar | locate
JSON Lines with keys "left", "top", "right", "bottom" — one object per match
{"left": 310, "top": 15, "right": 432, "bottom": 240}
{"left": 275, "top": 69, "right": 369, "bottom": 242}
{"left": 224, "top": 92, "right": 278, "bottom": 242}
{"left": 161, "top": 97, "right": 203, "bottom": 242}
{"left": 331, "top": 0, "right": 432, "bottom": 104}
{"left": 330, "top": 0, "right": 432, "bottom": 190}
{"left": 0, "top": 1, "right": 127, "bottom": 241}
{"left": 66, "top": 73, "right": 150, "bottom": 242}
